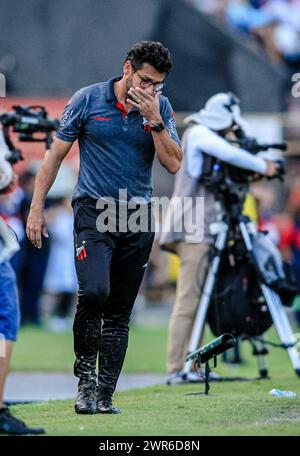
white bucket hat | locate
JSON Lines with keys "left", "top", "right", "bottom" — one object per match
{"left": 184, "top": 92, "right": 248, "bottom": 131}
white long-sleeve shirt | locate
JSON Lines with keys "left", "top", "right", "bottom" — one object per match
{"left": 185, "top": 124, "right": 267, "bottom": 179}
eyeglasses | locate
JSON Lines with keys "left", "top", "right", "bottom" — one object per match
{"left": 135, "top": 70, "right": 165, "bottom": 93}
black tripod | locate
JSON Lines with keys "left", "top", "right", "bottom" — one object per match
{"left": 182, "top": 176, "right": 300, "bottom": 379}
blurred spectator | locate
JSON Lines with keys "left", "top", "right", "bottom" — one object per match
{"left": 0, "top": 160, "right": 78, "bottom": 327}
{"left": 43, "top": 197, "right": 77, "bottom": 332}
{"left": 252, "top": 183, "right": 281, "bottom": 244}
{"left": 0, "top": 170, "right": 51, "bottom": 326}
{"left": 187, "top": 0, "right": 300, "bottom": 68}
{"left": 17, "top": 169, "right": 51, "bottom": 325}
{"left": 186, "top": 0, "right": 229, "bottom": 17}
{"left": 279, "top": 179, "right": 300, "bottom": 325}
{"left": 0, "top": 185, "right": 26, "bottom": 276}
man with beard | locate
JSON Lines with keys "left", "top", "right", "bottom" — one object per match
{"left": 26, "top": 41, "right": 182, "bottom": 414}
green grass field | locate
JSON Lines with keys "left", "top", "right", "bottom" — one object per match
{"left": 11, "top": 324, "right": 168, "bottom": 372}
{"left": 9, "top": 382, "right": 300, "bottom": 436}
{"left": 7, "top": 324, "right": 300, "bottom": 436}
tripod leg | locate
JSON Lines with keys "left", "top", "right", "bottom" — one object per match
{"left": 250, "top": 335, "right": 269, "bottom": 378}
{"left": 261, "top": 284, "right": 300, "bottom": 376}
{"left": 222, "top": 337, "right": 242, "bottom": 364}
{"left": 238, "top": 220, "right": 300, "bottom": 377}
{"left": 182, "top": 225, "right": 229, "bottom": 375}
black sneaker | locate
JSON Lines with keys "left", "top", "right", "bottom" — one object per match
{"left": 96, "top": 388, "right": 121, "bottom": 414}
{"left": 0, "top": 407, "right": 45, "bottom": 435}
{"left": 74, "top": 380, "right": 97, "bottom": 414}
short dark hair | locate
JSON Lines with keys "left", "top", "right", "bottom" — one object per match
{"left": 125, "top": 41, "right": 172, "bottom": 75}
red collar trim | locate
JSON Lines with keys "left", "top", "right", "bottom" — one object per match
{"left": 116, "top": 101, "right": 127, "bottom": 119}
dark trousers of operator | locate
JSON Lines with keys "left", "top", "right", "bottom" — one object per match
{"left": 72, "top": 197, "right": 155, "bottom": 396}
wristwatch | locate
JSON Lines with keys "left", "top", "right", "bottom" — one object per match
{"left": 150, "top": 121, "right": 165, "bottom": 132}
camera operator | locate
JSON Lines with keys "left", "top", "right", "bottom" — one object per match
{"left": 0, "top": 128, "right": 44, "bottom": 434}
{"left": 159, "top": 92, "right": 279, "bottom": 384}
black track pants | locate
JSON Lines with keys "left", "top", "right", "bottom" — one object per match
{"left": 72, "top": 198, "right": 155, "bottom": 394}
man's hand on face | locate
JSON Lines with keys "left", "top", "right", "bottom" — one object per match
{"left": 127, "top": 87, "right": 162, "bottom": 126}
{"left": 26, "top": 208, "right": 49, "bottom": 249}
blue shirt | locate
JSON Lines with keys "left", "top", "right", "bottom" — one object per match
{"left": 56, "top": 77, "right": 180, "bottom": 204}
